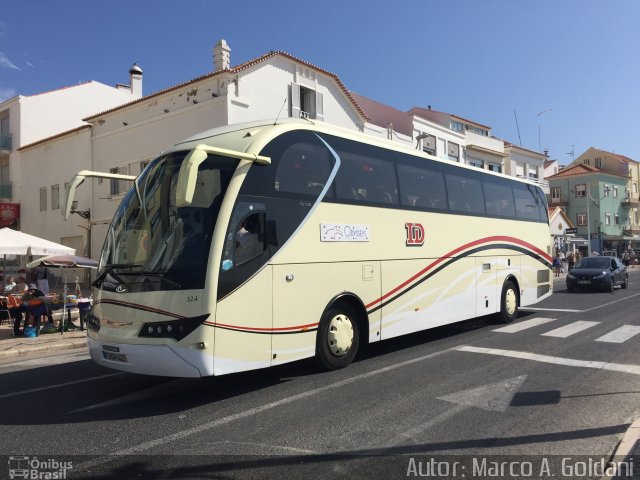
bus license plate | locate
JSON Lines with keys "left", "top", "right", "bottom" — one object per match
{"left": 102, "top": 351, "right": 128, "bottom": 363}
{"left": 577, "top": 280, "right": 591, "bottom": 285}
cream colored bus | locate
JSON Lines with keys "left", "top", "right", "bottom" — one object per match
{"left": 66, "top": 119, "right": 552, "bottom": 377}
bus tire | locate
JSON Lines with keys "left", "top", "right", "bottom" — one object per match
{"left": 497, "top": 279, "right": 518, "bottom": 324}
{"left": 315, "top": 304, "right": 360, "bottom": 370}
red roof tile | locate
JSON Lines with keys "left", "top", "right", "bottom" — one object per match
{"left": 547, "top": 164, "right": 601, "bottom": 179}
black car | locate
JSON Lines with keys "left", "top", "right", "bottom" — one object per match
{"left": 566, "top": 256, "right": 628, "bottom": 292}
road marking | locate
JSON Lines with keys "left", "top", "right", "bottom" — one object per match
{"left": 582, "top": 292, "right": 640, "bottom": 313}
{"left": 0, "top": 372, "right": 124, "bottom": 400}
{"left": 596, "top": 325, "right": 640, "bottom": 344}
{"left": 75, "top": 347, "right": 454, "bottom": 469}
{"left": 520, "top": 307, "right": 582, "bottom": 313}
{"left": 493, "top": 317, "right": 556, "bottom": 333}
{"left": 541, "top": 320, "right": 600, "bottom": 338}
{"left": 455, "top": 346, "right": 640, "bottom": 375}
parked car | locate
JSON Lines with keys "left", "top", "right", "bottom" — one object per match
{"left": 566, "top": 256, "right": 628, "bottom": 292}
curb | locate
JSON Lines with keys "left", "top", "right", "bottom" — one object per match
{"left": 0, "top": 338, "right": 87, "bottom": 360}
{"left": 601, "top": 418, "right": 640, "bottom": 480}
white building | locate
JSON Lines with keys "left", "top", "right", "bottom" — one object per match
{"left": 503, "top": 142, "right": 549, "bottom": 194}
{"left": 0, "top": 67, "right": 142, "bottom": 237}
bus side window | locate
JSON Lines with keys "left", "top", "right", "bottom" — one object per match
{"left": 397, "top": 161, "right": 447, "bottom": 211}
{"left": 445, "top": 172, "right": 486, "bottom": 215}
{"left": 235, "top": 212, "right": 266, "bottom": 266}
{"left": 221, "top": 202, "right": 267, "bottom": 271}
{"left": 513, "top": 184, "right": 542, "bottom": 221}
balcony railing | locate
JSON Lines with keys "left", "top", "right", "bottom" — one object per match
{"left": 0, "top": 134, "right": 11, "bottom": 152}
{"left": 0, "top": 182, "right": 12, "bottom": 199}
{"left": 622, "top": 193, "right": 640, "bottom": 208}
{"left": 549, "top": 196, "right": 569, "bottom": 207}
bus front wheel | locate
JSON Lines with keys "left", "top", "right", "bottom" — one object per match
{"left": 497, "top": 280, "right": 518, "bottom": 324}
{"left": 316, "top": 304, "right": 360, "bottom": 370}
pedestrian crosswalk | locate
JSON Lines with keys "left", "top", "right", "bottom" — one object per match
{"left": 493, "top": 318, "right": 640, "bottom": 344}
{"left": 541, "top": 321, "right": 599, "bottom": 338}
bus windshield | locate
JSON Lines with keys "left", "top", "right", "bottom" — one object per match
{"left": 98, "top": 151, "right": 238, "bottom": 291}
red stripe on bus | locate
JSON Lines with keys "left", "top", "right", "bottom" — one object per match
{"left": 204, "top": 321, "right": 319, "bottom": 332}
{"left": 364, "top": 235, "right": 551, "bottom": 309}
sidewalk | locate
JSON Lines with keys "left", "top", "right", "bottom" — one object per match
{"left": 0, "top": 314, "right": 87, "bottom": 360}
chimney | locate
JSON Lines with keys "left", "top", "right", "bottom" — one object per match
{"left": 129, "top": 63, "right": 143, "bottom": 98}
{"left": 213, "top": 39, "right": 231, "bottom": 72}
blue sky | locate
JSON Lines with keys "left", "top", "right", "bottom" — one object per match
{"left": 2, "top": 0, "right": 639, "bottom": 164}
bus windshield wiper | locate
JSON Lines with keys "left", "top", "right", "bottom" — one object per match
{"left": 93, "top": 263, "right": 143, "bottom": 287}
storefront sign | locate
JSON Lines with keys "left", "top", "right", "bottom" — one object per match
{"left": 0, "top": 203, "right": 19, "bottom": 228}
{"left": 565, "top": 228, "right": 577, "bottom": 234}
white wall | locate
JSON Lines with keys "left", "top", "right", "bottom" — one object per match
{"left": 19, "top": 128, "right": 93, "bottom": 251}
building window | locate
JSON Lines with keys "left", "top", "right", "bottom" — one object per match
{"left": 595, "top": 157, "right": 602, "bottom": 168}
{"left": 583, "top": 159, "right": 590, "bottom": 165}
{"left": 450, "top": 120, "right": 464, "bottom": 132}
{"left": 529, "top": 168, "right": 539, "bottom": 180}
{"left": 613, "top": 186, "right": 618, "bottom": 198}
{"left": 605, "top": 213, "right": 611, "bottom": 226}
{"left": 634, "top": 182, "right": 638, "bottom": 194}
{"left": 39, "top": 187, "right": 47, "bottom": 212}
{"left": 470, "top": 126, "right": 488, "bottom": 136}
{"left": 551, "top": 187, "right": 561, "bottom": 203}
{"left": 290, "top": 83, "right": 323, "bottom": 120}
{"left": 576, "top": 213, "right": 587, "bottom": 226}
{"left": 109, "top": 166, "right": 129, "bottom": 195}
{"left": 421, "top": 134, "right": 436, "bottom": 156}
{"left": 487, "top": 163, "right": 502, "bottom": 173}
{"left": 139, "top": 161, "right": 149, "bottom": 174}
{"left": 615, "top": 213, "right": 620, "bottom": 225}
{"left": 603, "top": 185, "right": 610, "bottom": 197}
{"left": 468, "top": 158, "right": 484, "bottom": 169}
{"left": 575, "top": 184, "right": 586, "bottom": 198}
{"left": 51, "top": 184, "right": 60, "bottom": 210}
{"left": 447, "top": 142, "right": 460, "bottom": 162}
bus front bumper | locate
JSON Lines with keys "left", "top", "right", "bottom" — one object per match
{"left": 88, "top": 337, "right": 213, "bottom": 377}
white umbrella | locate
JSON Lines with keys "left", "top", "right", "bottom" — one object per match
{"left": 0, "top": 228, "right": 75, "bottom": 255}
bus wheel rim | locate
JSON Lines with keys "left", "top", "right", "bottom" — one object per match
{"left": 328, "top": 314, "right": 354, "bottom": 356}
{"left": 505, "top": 288, "right": 517, "bottom": 316}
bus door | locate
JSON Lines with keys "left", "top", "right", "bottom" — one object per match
{"left": 214, "top": 203, "right": 273, "bottom": 375}
{"left": 476, "top": 257, "right": 497, "bottom": 315}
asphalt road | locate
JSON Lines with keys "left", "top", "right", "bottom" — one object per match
{"left": 1, "top": 271, "right": 640, "bottom": 479}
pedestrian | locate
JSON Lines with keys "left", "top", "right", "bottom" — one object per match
{"left": 9, "top": 276, "right": 28, "bottom": 336}
{"left": 553, "top": 254, "right": 562, "bottom": 277}
{"left": 622, "top": 250, "right": 630, "bottom": 268}
{"left": 35, "top": 266, "right": 50, "bottom": 295}
{"left": 567, "top": 251, "right": 575, "bottom": 271}
{"left": 631, "top": 250, "right": 637, "bottom": 269}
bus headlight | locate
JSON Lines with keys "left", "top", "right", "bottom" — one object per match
{"left": 138, "top": 314, "right": 210, "bottom": 341}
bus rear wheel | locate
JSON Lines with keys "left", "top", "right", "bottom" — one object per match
{"left": 497, "top": 280, "right": 518, "bottom": 324}
{"left": 316, "top": 304, "right": 360, "bottom": 370}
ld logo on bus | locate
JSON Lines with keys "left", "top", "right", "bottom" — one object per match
{"left": 405, "top": 223, "right": 425, "bottom": 246}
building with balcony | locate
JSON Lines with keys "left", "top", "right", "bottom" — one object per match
{"left": 567, "top": 147, "right": 640, "bottom": 240}
{"left": 0, "top": 68, "right": 141, "bottom": 236}
{"left": 503, "top": 142, "right": 549, "bottom": 194}
{"left": 547, "top": 164, "right": 634, "bottom": 255}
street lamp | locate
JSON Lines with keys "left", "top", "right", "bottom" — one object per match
{"left": 537, "top": 108, "right": 552, "bottom": 153}
{"left": 69, "top": 200, "right": 90, "bottom": 220}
